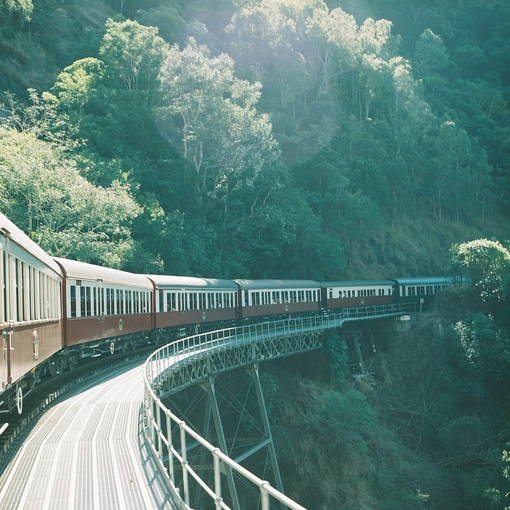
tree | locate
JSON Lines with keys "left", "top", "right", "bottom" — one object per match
{"left": 0, "top": 127, "right": 141, "bottom": 267}
{"left": 414, "top": 28, "right": 449, "bottom": 77}
{"left": 157, "top": 40, "right": 279, "bottom": 217}
{"left": 99, "top": 18, "right": 169, "bottom": 101}
{"left": 0, "top": 0, "right": 33, "bottom": 33}
{"left": 449, "top": 239, "right": 510, "bottom": 302}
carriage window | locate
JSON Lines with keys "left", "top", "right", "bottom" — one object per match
{"left": 99, "top": 287, "right": 104, "bottom": 315}
{"left": 105, "top": 288, "right": 112, "bottom": 315}
{"left": 166, "top": 292, "right": 175, "bottom": 311}
{"left": 28, "top": 267, "right": 34, "bottom": 320}
{"left": 81, "top": 286, "right": 91, "bottom": 317}
{"left": 86, "top": 287, "right": 91, "bottom": 316}
{"left": 70, "top": 285, "right": 77, "bottom": 318}
{"left": 116, "top": 289, "right": 123, "bottom": 314}
{"left": 126, "top": 290, "right": 130, "bottom": 314}
{"left": 16, "top": 260, "right": 25, "bottom": 321}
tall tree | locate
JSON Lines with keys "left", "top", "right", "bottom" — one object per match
{"left": 157, "top": 40, "right": 279, "bottom": 218}
{"left": 99, "top": 18, "right": 169, "bottom": 102}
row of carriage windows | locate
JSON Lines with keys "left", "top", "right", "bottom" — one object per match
{"left": 158, "top": 291, "right": 236, "bottom": 312}
{"left": 331, "top": 288, "right": 392, "bottom": 299}
{"left": 69, "top": 284, "right": 151, "bottom": 318}
{"left": 247, "top": 290, "right": 317, "bottom": 306}
{"left": 1, "top": 250, "right": 60, "bottom": 324}
{"left": 404, "top": 285, "right": 446, "bottom": 297}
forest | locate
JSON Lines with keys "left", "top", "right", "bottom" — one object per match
{"left": 1, "top": 0, "right": 510, "bottom": 508}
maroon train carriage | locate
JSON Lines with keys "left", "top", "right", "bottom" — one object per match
{"left": 148, "top": 275, "right": 238, "bottom": 331}
{"left": 235, "top": 279, "right": 321, "bottom": 319}
{"left": 1, "top": 213, "right": 63, "bottom": 413}
{"left": 321, "top": 280, "right": 395, "bottom": 311}
{"left": 54, "top": 258, "right": 153, "bottom": 358}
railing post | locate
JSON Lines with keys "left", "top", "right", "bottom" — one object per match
{"left": 167, "top": 411, "right": 174, "bottom": 485}
{"left": 156, "top": 401, "right": 162, "bottom": 456}
{"left": 214, "top": 450, "right": 222, "bottom": 509}
{"left": 180, "top": 422, "right": 190, "bottom": 507}
{"left": 261, "top": 482, "right": 270, "bottom": 510}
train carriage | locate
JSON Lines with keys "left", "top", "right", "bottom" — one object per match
{"left": 54, "top": 258, "right": 153, "bottom": 355}
{"left": 1, "top": 213, "right": 62, "bottom": 411}
{"left": 321, "top": 280, "right": 395, "bottom": 311}
{"left": 390, "top": 277, "right": 453, "bottom": 307}
{"left": 148, "top": 275, "right": 238, "bottom": 329}
{"left": 235, "top": 280, "right": 321, "bottom": 318}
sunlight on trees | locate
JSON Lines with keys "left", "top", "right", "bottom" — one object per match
{"left": 0, "top": 127, "right": 141, "bottom": 267}
{"left": 450, "top": 239, "right": 510, "bottom": 301}
{"left": 157, "top": 40, "right": 279, "bottom": 212}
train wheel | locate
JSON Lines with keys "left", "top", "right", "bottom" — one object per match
{"left": 48, "top": 357, "right": 64, "bottom": 377}
{"left": 16, "top": 386, "right": 23, "bottom": 414}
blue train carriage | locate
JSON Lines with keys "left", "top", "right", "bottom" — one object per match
{"left": 1, "top": 213, "right": 63, "bottom": 413}
{"left": 390, "top": 276, "right": 454, "bottom": 309}
{"left": 54, "top": 258, "right": 154, "bottom": 358}
{"left": 321, "top": 280, "right": 395, "bottom": 311}
{"left": 147, "top": 275, "right": 238, "bottom": 330}
{"left": 235, "top": 279, "right": 321, "bottom": 319}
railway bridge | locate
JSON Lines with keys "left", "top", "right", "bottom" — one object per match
{"left": 143, "top": 303, "right": 417, "bottom": 510}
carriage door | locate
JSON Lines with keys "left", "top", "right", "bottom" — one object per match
{"left": 1, "top": 245, "right": 11, "bottom": 387}
{"left": 1, "top": 255, "right": 5, "bottom": 388}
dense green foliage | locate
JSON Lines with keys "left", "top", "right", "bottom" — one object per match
{"left": 1, "top": 0, "right": 510, "bottom": 507}
{"left": 1, "top": 0, "right": 509, "bottom": 277}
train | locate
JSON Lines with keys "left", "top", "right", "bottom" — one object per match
{"left": 0, "top": 212, "right": 455, "bottom": 414}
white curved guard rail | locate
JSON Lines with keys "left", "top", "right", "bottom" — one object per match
{"left": 142, "top": 305, "right": 417, "bottom": 509}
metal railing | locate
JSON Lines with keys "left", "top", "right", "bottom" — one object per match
{"left": 142, "top": 303, "right": 417, "bottom": 509}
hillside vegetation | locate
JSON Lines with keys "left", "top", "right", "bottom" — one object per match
{"left": 1, "top": 1, "right": 510, "bottom": 508}
{"left": 1, "top": 0, "right": 509, "bottom": 278}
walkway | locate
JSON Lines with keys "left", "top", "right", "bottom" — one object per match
{"left": 0, "top": 361, "right": 176, "bottom": 510}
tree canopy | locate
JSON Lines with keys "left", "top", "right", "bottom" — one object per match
{"left": 450, "top": 239, "right": 510, "bottom": 302}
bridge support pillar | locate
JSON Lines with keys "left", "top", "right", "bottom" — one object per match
{"left": 245, "top": 364, "right": 284, "bottom": 496}
{"left": 352, "top": 331, "right": 366, "bottom": 375}
{"left": 199, "top": 364, "right": 284, "bottom": 510}
{"left": 202, "top": 376, "right": 241, "bottom": 510}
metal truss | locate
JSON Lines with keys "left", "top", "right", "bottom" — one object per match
{"left": 158, "top": 330, "right": 322, "bottom": 398}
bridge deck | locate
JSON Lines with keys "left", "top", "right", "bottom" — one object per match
{"left": 0, "top": 362, "right": 176, "bottom": 510}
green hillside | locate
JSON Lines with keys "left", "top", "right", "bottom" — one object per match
{"left": 1, "top": 0, "right": 509, "bottom": 279}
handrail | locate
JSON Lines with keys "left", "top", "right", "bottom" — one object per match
{"left": 142, "top": 303, "right": 416, "bottom": 509}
